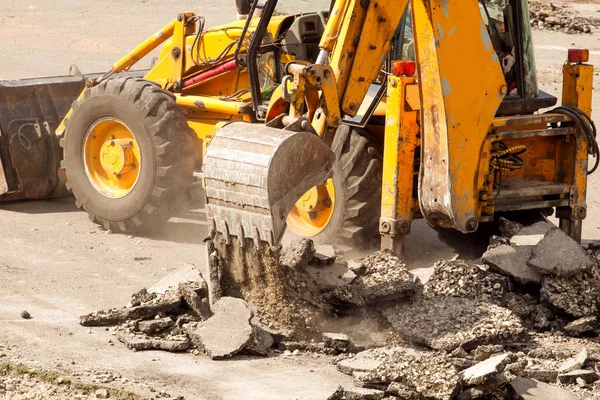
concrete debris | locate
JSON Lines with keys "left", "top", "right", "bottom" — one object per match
{"left": 136, "top": 317, "right": 174, "bottom": 335}
{"left": 540, "top": 263, "right": 600, "bottom": 318}
{"left": 116, "top": 332, "right": 191, "bottom": 352}
{"left": 185, "top": 297, "right": 254, "bottom": 360}
{"left": 95, "top": 388, "right": 109, "bottom": 399}
{"left": 509, "top": 377, "right": 578, "bottom": 400}
{"left": 576, "top": 377, "right": 588, "bottom": 388}
{"left": 498, "top": 216, "right": 523, "bottom": 238}
{"left": 313, "top": 245, "right": 337, "bottom": 265}
{"left": 178, "top": 280, "right": 212, "bottom": 320}
{"left": 557, "top": 369, "right": 599, "bottom": 385}
{"left": 482, "top": 245, "right": 542, "bottom": 285}
{"left": 80, "top": 291, "right": 181, "bottom": 326}
{"left": 424, "top": 260, "right": 511, "bottom": 301}
{"left": 459, "top": 353, "right": 517, "bottom": 386}
{"left": 326, "top": 386, "right": 345, "bottom": 400}
{"left": 323, "top": 333, "right": 350, "bottom": 351}
{"left": 530, "top": 1, "right": 598, "bottom": 34}
{"left": 280, "top": 239, "right": 315, "bottom": 270}
{"left": 457, "top": 373, "right": 508, "bottom": 400}
{"left": 129, "top": 288, "right": 156, "bottom": 307}
{"left": 528, "top": 228, "right": 592, "bottom": 277}
{"left": 337, "top": 351, "right": 384, "bottom": 376}
{"left": 347, "top": 261, "right": 366, "bottom": 277}
{"left": 519, "top": 368, "right": 558, "bottom": 383}
{"left": 355, "top": 347, "right": 460, "bottom": 400}
{"left": 558, "top": 348, "right": 588, "bottom": 373}
{"left": 384, "top": 296, "right": 526, "bottom": 352}
{"left": 564, "top": 316, "right": 599, "bottom": 335}
{"left": 327, "top": 251, "right": 419, "bottom": 308}
{"left": 244, "top": 325, "right": 274, "bottom": 356}
{"left": 343, "top": 387, "right": 385, "bottom": 400}
{"left": 473, "top": 345, "right": 505, "bottom": 361}
{"left": 209, "top": 236, "right": 331, "bottom": 338}
{"left": 206, "top": 242, "right": 223, "bottom": 306}
{"left": 509, "top": 221, "right": 555, "bottom": 247}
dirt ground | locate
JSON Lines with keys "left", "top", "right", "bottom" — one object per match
{"left": 1, "top": 1, "right": 600, "bottom": 399}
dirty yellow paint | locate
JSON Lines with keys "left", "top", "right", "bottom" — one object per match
{"left": 562, "top": 63, "right": 594, "bottom": 117}
{"left": 413, "top": 0, "right": 505, "bottom": 232}
{"left": 380, "top": 76, "right": 419, "bottom": 236}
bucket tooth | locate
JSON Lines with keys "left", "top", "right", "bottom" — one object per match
{"left": 203, "top": 122, "right": 335, "bottom": 247}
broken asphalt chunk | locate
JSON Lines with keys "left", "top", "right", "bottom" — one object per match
{"left": 80, "top": 292, "right": 181, "bottom": 326}
{"left": 482, "top": 245, "right": 542, "bottom": 285}
{"left": 184, "top": 297, "right": 253, "bottom": 360}
{"left": 509, "top": 377, "right": 577, "bottom": 400}
{"left": 528, "top": 228, "right": 592, "bottom": 277}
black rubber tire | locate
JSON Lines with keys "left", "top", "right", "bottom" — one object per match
{"left": 310, "top": 125, "right": 383, "bottom": 248}
{"left": 60, "top": 77, "right": 197, "bottom": 232}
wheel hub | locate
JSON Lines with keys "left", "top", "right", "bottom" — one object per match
{"left": 99, "top": 139, "right": 135, "bottom": 177}
{"left": 83, "top": 118, "right": 142, "bottom": 199}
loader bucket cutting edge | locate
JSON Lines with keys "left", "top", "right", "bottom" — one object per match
{"left": 203, "top": 122, "right": 336, "bottom": 247}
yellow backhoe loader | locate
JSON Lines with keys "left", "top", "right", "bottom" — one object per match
{"left": 1, "top": 3, "right": 365, "bottom": 241}
{"left": 202, "top": 0, "right": 597, "bottom": 265}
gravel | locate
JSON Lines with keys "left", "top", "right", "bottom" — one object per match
{"left": 540, "top": 263, "right": 600, "bottom": 318}
{"left": 423, "top": 259, "right": 511, "bottom": 301}
{"left": 354, "top": 347, "right": 461, "bottom": 400}
{"left": 383, "top": 296, "right": 526, "bottom": 352}
{"left": 327, "top": 251, "right": 420, "bottom": 308}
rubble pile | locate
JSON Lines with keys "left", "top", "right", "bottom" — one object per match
{"left": 79, "top": 216, "right": 600, "bottom": 399}
{"left": 326, "top": 251, "right": 420, "bottom": 309}
{"left": 529, "top": 2, "right": 599, "bottom": 34}
{"left": 80, "top": 275, "right": 277, "bottom": 359}
{"left": 207, "top": 236, "right": 332, "bottom": 338}
{"left": 423, "top": 260, "right": 511, "bottom": 301}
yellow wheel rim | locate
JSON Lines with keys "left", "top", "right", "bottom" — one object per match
{"left": 83, "top": 118, "right": 142, "bottom": 199}
{"left": 286, "top": 179, "right": 335, "bottom": 237}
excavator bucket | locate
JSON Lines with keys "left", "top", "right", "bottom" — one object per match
{"left": 203, "top": 122, "right": 335, "bottom": 247}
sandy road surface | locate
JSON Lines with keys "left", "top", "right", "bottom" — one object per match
{"left": 1, "top": 1, "right": 600, "bottom": 399}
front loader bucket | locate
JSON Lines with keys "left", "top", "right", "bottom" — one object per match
{"left": 0, "top": 70, "right": 146, "bottom": 201}
{"left": 0, "top": 74, "right": 87, "bottom": 200}
{"left": 204, "top": 122, "right": 335, "bottom": 247}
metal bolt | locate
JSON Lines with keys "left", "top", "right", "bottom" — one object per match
{"left": 110, "top": 141, "right": 115, "bottom": 146}
{"left": 390, "top": 79, "right": 397, "bottom": 88}
{"left": 381, "top": 222, "right": 391, "bottom": 233}
{"left": 500, "top": 85, "right": 508, "bottom": 95}
{"left": 466, "top": 218, "right": 478, "bottom": 232}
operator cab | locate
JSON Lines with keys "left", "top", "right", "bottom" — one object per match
{"left": 394, "top": 0, "right": 557, "bottom": 116}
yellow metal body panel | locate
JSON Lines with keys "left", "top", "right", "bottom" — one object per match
{"left": 328, "top": 0, "right": 367, "bottom": 97}
{"left": 413, "top": 0, "right": 506, "bottom": 233}
{"left": 339, "top": 0, "right": 407, "bottom": 117}
{"left": 562, "top": 63, "right": 594, "bottom": 116}
{"left": 380, "top": 76, "right": 419, "bottom": 253}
